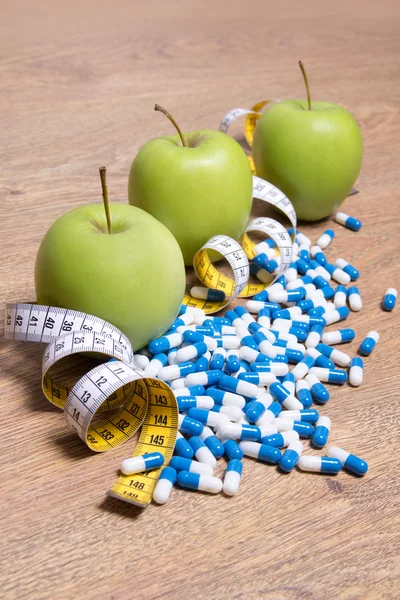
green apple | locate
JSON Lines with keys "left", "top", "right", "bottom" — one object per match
{"left": 252, "top": 62, "right": 363, "bottom": 221}
{"left": 35, "top": 168, "right": 186, "bottom": 350}
{"left": 128, "top": 105, "right": 253, "bottom": 265}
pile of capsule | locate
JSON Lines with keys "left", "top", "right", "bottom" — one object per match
{"left": 122, "top": 217, "right": 397, "bottom": 505}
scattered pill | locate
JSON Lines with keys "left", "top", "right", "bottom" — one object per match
{"left": 347, "top": 286, "right": 362, "bottom": 311}
{"left": 327, "top": 446, "right": 368, "bottom": 476}
{"left": 174, "top": 432, "right": 195, "bottom": 458}
{"left": 177, "top": 471, "right": 222, "bottom": 493}
{"left": 321, "top": 328, "right": 355, "bottom": 345}
{"left": 317, "top": 229, "right": 334, "bottom": 249}
{"left": 170, "top": 456, "right": 213, "bottom": 475}
{"left": 239, "top": 441, "right": 282, "bottom": 464}
{"left": 334, "top": 212, "right": 362, "bottom": 231}
{"left": 298, "top": 455, "right": 342, "bottom": 474}
{"left": 188, "top": 436, "right": 217, "bottom": 468}
{"left": 312, "top": 416, "right": 331, "bottom": 448}
{"left": 223, "top": 459, "right": 243, "bottom": 496}
{"left": 359, "top": 331, "right": 379, "bottom": 356}
{"left": 190, "top": 286, "right": 226, "bottom": 302}
{"left": 279, "top": 440, "right": 304, "bottom": 472}
{"left": 153, "top": 467, "right": 177, "bottom": 504}
{"left": 382, "top": 288, "right": 397, "bottom": 311}
{"left": 261, "top": 430, "right": 299, "bottom": 448}
{"left": 120, "top": 452, "right": 164, "bottom": 476}
{"left": 349, "top": 357, "right": 364, "bottom": 386}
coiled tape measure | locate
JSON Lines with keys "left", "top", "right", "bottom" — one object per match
{"left": 181, "top": 175, "right": 297, "bottom": 314}
{"left": 5, "top": 305, "right": 178, "bottom": 508}
{"left": 4, "top": 104, "right": 298, "bottom": 507}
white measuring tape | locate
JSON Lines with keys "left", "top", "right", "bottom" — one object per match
{"left": 5, "top": 304, "right": 178, "bottom": 507}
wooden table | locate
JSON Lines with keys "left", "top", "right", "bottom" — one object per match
{"left": 1, "top": 1, "right": 399, "bottom": 598}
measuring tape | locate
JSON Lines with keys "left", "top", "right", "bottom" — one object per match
{"left": 181, "top": 174, "right": 297, "bottom": 314}
{"left": 5, "top": 304, "right": 178, "bottom": 507}
{"left": 219, "top": 100, "right": 276, "bottom": 174}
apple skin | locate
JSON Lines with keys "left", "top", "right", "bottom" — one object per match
{"left": 252, "top": 100, "right": 363, "bottom": 221}
{"left": 34, "top": 204, "right": 186, "bottom": 350}
{"left": 128, "top": 130, "right": 253, "bottom": 265}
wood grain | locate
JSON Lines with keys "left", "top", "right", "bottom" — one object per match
{"left": 1, "top": 1, "right": 400, "bottom": 598}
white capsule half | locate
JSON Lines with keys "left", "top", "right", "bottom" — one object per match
{"left": 152, "top": 478, "right": 174, "bottom": 504}
{"left": 223, "top": 470, "right": 242, "bottom": 496}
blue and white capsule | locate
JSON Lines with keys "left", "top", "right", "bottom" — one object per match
{"left": 312, "top": 416, "right": 331, "bottom": 448}
{"left": 170, "top": 456, "right": 213, "bottom": 475}
{"left": 120, "top": 452, "right": 164, "bottom": 475}
{"left": 305, "top": 324, "right": 323, "bottom": 349}
{"left": 176, "top": 342, "right": 208, "bottom": 364}
{"left": 274, "top": 418, "right": 314, "bottom": 438}
{"left": 217, "top": 374, "right": 259, "bottom": 399}
{"left": 242, "top": 396, "right": 267, "bottom": 425}
{"left": 269, "top": 381, "right": 303, "bottom": 410}
{"left": 359, "top": 331, "right": 379, "bottom": 356}
{"left": 209, "top": 347, "right": 226, "bottom": 371}
{"left": 334, "top": 211, "right": 362, "bottom": 231}
{"left": 260, "top": 430, "right": 299, "bottom": 448}
{"left": 190, "top": 286, "right": 226, "bottom": 303}
{"left": 316, "top": 343, "right": 351, "bottom": 367}
{"left": 199, "top": 425, "right": 225, "bottom": 458}
{"left": 143, "top": 353, "right": 168, "bottom": 377}
{"left": 220, "top": 438, "right": 244, "bottom": 460}
{"left": 279, "top": 409, "right": 319, "bottom": 423}
{"left": 324, "top": 262, "right": 351, "bottom": 285}
{"left": 148, "top": 332, "right": 183, "bottom": 354}
{"left": 382, "top": 288, "right": 397, "bottom": 311}
{"left": 327, "top": 446, "right": 368, "bottom": 476}
{"left": 158, "top": 361, "right": 196, "bottom": 381}
{"left": 185, "top": 369, "right": 223, "bottom": 387}
{"left": 225, "top": 350, "right": 241, "bottom": 373}
{"left": 296, "top": 380, "right": 313, "bottom": 409}
{"left": 317, "top": 229, "right": 334, "bottom": 249}
{"left": 217, "top": 422, "right": 263, "bottom": 442}
{"left": 177, "top": 396, "right": 214, "bottom": 412}
{"left": 152, "top": 466, "right": 177, "bottom": 504}
{"left": 335, "top": 258, "right": 360, "bottom": 281}
{"left": 348, "top": 286, "right": 362, "bottom": 311}
{"left": 187, "top": 408, "right": 229, "bottom": 429}
{"left": 334, "top": 285, "right": 347, "bottom": 308}
{"left": 174, "top": 431, "right": 195, "bottom": 458}
{"left": 255, "top": 401, "right": 282, "bottom": 427}
{"left": 305, "top": 373, "right": 330, "bottom": 404}
{"left": 173, "top": 385, "right": 205, "bottom": 398}
{"left": 223, "top": 459, "right": 243, "bottom": 496}
{"left": 311, "top": 245, "right": 328, "bottom": 265}
{"left": 178, "top": 413, "right": 204, "bottom": 436}
{"left": 309, "top": 367, "right": 348, "bottom": 385}
{"left": 279, "top": 440, "right": 304, "bottom": 472}
{"left": 188, "top": 436, "right": 217, "bottom": 468}
{"left": 239, "top": 441, "right": 282, "bottom": 464}
{"left": 321, "top": 328, "right": 355, "bottom": 345}
{"left": 211, "top": 404, "right": 243, "bottom": 422}
{"left": 177, "top": 471, "right": 222, "bottom": 493}
{"left": 298, "top": 455, "right": 342, "bottom": 474}
{"left": 207, "top": 387, "right": 246, "bottom": 409}
{"left": 291, "top": 349, "right": 318, "bottom": 380}
{"left": 349, "top": 357, "right": 364, "bottom": 386}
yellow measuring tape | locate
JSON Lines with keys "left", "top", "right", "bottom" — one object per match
{"left": 5, "top": 305, "right": 178, "bottom": 507}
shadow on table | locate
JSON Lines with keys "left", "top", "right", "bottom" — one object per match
{"left": 99, "top": 495, "right": 145, "bottom": 520}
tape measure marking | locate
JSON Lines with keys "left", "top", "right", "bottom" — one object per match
{"left": 5, "top": 302, "right": 178, "bottom": 508}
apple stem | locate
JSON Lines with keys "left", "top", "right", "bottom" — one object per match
{"left": 99, "top": 166, "right": 112, "bottom": 234}
{"left": 154, "top": 104, "right": 187, "bottom": 147}
{"left": 298, "top": 61, "right": 312, "bottom": 111}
